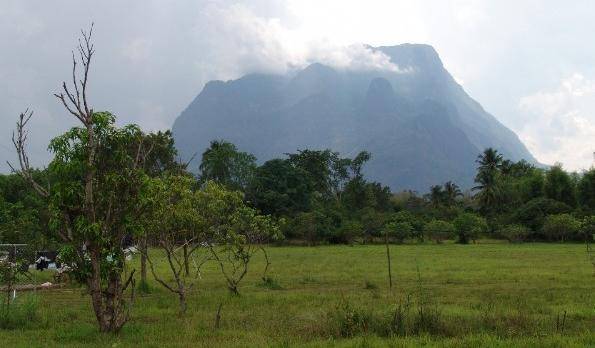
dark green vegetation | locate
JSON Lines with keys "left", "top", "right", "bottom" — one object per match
{"left": 172, "top": 44, "right": 536, "bottom": 192}
{"left": 0, "top": 244, "right": 593, "bottom": 347}
{"left": 1, "top": 27, "right": 594, "bottom": 346}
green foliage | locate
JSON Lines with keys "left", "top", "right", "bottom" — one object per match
{"left": 544, "top": 164, "right": 577, "bottom": 207}
{"left": 473, "top": 148, "right": 503, "bottom": 214}
{"left": 194, "top": 181, "right": 281, "bottom": 294}
{"left": 580, "top": 216, "right": 595, "bottom": 241}
{"left": 247, "top": 159, "right": 312, "bottom": 215}
{"left": 511, "top": 197, "right": 572, "bottom": 233}
{"left": 453, "top": 213, "right": 487, "bottom": 244}
{"left": 286, "top": 211, "right": 335, "bottom": 244}
{"left": 383, "top": 221, "right": 413, "bottom": 243}
{"left": 142, "top": 130, "right": 182, "bottom": 176}
{"left": 0, "top": 173, "right": 50, "bottom": 247}
{"left": 542, "top": 214, "right": 581, "bottom": 242}
{"left": 359, "top": 208, "right": 387, "bottom": 239}
{"left": 387, "top": 211, "right": 423, "bottom": 240}
{"left": 199, "top": 140, "right": 257, "bottom": 190}
{"left": 47, "top": 111, "right": 147, "bottom": 283}
{"left": 142, "top": 174, "right": 199, "bottom": 243}
{"left": 332, "top": 220, "right": 363, "bottom": 245}
{"left": 498, "top": 224, "right": 531, "bottom": 243}
{"left": 578, "top": 168, "right": 595, "bottom": 212}
{"left": 423, "top": 220, "right": 455, "bottom": 243}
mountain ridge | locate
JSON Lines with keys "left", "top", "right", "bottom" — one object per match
{"left": 172, "top": 43, "right": 537, "bottom": 192}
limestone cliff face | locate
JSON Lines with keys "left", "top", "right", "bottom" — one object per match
{"left": 172, "top": 44, "right": 536, "bottom": 192}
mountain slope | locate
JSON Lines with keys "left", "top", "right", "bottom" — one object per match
{"left": 172, "top": 44, "right": 536, "bottom": 192}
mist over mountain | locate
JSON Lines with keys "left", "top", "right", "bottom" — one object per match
{"left": 172, "top": 43, "right": 537, "bottom": 192}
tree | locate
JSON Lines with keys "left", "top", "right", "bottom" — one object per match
{"left": 453, "top": 213, "right": 487, "bottom": 244}
{"left": 473, "top": 148, "right": 503, "bottom": 214}
{"left": 580, "top": 216, "right": 595, "bottom": 242}
{"left": 0, "top": 197, "right": 38, "bottom": 246}
{"left": 142, "top": 175, "right": 206, "bottom": 315}
{"left": 544, "top": 164, "right": 576, "bottom": 207}
{"left": 387, "top": 211, "right": 424, "bottom": 240}
{"left": 423, "top": 220, "right": 455, "bottom": 243}
{"left": 543, "top": 214, "right": 580, "bottom": 242}
{"left": 199, "top": 140, "right": 256, "bottom": 190}
{"left": 9, "top": 27, "right": 144, "bottom": 333}
{"left": 246, "top": 159, "right": 312, "bottom": 216}
{"left": 195, "top": 182, "right": 280, "bottom": 295}
{"left": 511, "top": 197, "right": 572, "bottom": 233}
{"left": 287, "top": 149, "right": 335, "bottom": 196}
{"left": 428, "top": 185, "right": 445, "bottom": 208}
{"left": 141, "top": 131, "right": 182, "bottom": 176}
{"left": 578, "top": 168, "right": 595, "bottom": 212}
{"left": 443, "top": 181, "right": 462, "bottom": 207}
{"left": 138, "top": 130, "right": 183, "bottom": 290}
{"left": 0, "top": 173, "right": 49, "bottom": 248}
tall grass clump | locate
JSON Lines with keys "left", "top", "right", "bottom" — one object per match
{"left": 0, "top": 294, "right": 41, "bottom": 329}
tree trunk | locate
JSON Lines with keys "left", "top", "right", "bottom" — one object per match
{"left": 87, "top": 246, "right": 128, "bottom": 333}
{"left": 183, "top": 243, "right": 190, "bottom": 276}
{"left": 178, "top": 290, "right": 187, "bottom": 316}
{"left": 140, "top": 237, "right": 147, "bottom": 286}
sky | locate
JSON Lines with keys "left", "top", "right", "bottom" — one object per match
{"left": 1, "top": 0, "right": 595, "bottom": 172}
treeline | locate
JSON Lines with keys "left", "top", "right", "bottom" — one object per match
{"left": 194, "top": 142, "right": 595, "bottom": 245}
{"left": 3, "top": 138, "right": 595, "bottom": 247}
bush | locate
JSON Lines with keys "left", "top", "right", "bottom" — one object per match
{"left": 383, "top": 221, "right": 413, "bottom": 243}
{"left": 453, "top": 213, "right": 487, "bottom": 244}
{"left": 543, "top": 214, "right": 581, "bottom": 242}
{"left": 331, "top": 221, "right": 363, "bottom": 244}
{"left": 498, "top": 224, "right": 531, "bottom": 243}
{"left": 512, "top": 198, "right": 572, "bottom": 233}
{"left": 423, "top": 220, "right": 455, "bottom": 243}
{"left": 388, "top": 211, "right": 424, "bottom": 239}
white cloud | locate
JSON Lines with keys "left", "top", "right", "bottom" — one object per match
{"left": 189, "top": 3, "right": 405, "bottom": 77}
{"left": 519, "top": 74, "right": 595, "bottom": 171}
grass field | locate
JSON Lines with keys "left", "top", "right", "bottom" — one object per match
{"left": 1, "top": 242, "right": 594, "bottom": 347}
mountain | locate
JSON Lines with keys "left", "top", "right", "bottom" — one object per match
{"left": 172, "top": 44, "right": 537, "bottom": 192}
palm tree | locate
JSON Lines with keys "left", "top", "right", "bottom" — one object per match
{"left": 473, "top": 148, "right": 503, "bottom": 214}
{"left": 199, "top": 140, "right": 237, "bottom": 184}
{"left": 476, "top": 148, "right": 503, "bottom": 173}
{"left": 428, "top": 184, "right": 445, "bottom": 208}
{"left": 443, "top": 181, "right": 462, "bottom": 207}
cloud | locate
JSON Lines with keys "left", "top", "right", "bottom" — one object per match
{"left": 189, "top": 3, "right": 405, "bottom": 77}
{"left": 3, "top": 0, "right": 595, "bottom": 173}
{"left": 519, "top": 74, "right": 595, "bottom": 171}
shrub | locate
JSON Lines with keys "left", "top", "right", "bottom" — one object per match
{"left": 423, "top": 220, "right": 455, "bottom": 243}
{"left": 512, "top": 198, "right": 572, "bottom": 233}
{"left": 331, "top": 220, "right": 363, "bottom": 244}
{"left": 543, "top": 214, "right": 580, "bottom": 242}
{"left": 383, "top": 221, "right": 413, "bottom": 243}
{"left": 388, "top": 211, "right": 424, "bottom": 239}
{"left": 498, "top": 224, "right": 531, "bottom": 243}
{"left": 453, "top": 213, "right": 487, "bottom": 244}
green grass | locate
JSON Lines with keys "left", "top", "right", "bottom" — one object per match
{"left": 0, "top": 242, "right": 593, "bottom": 347}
